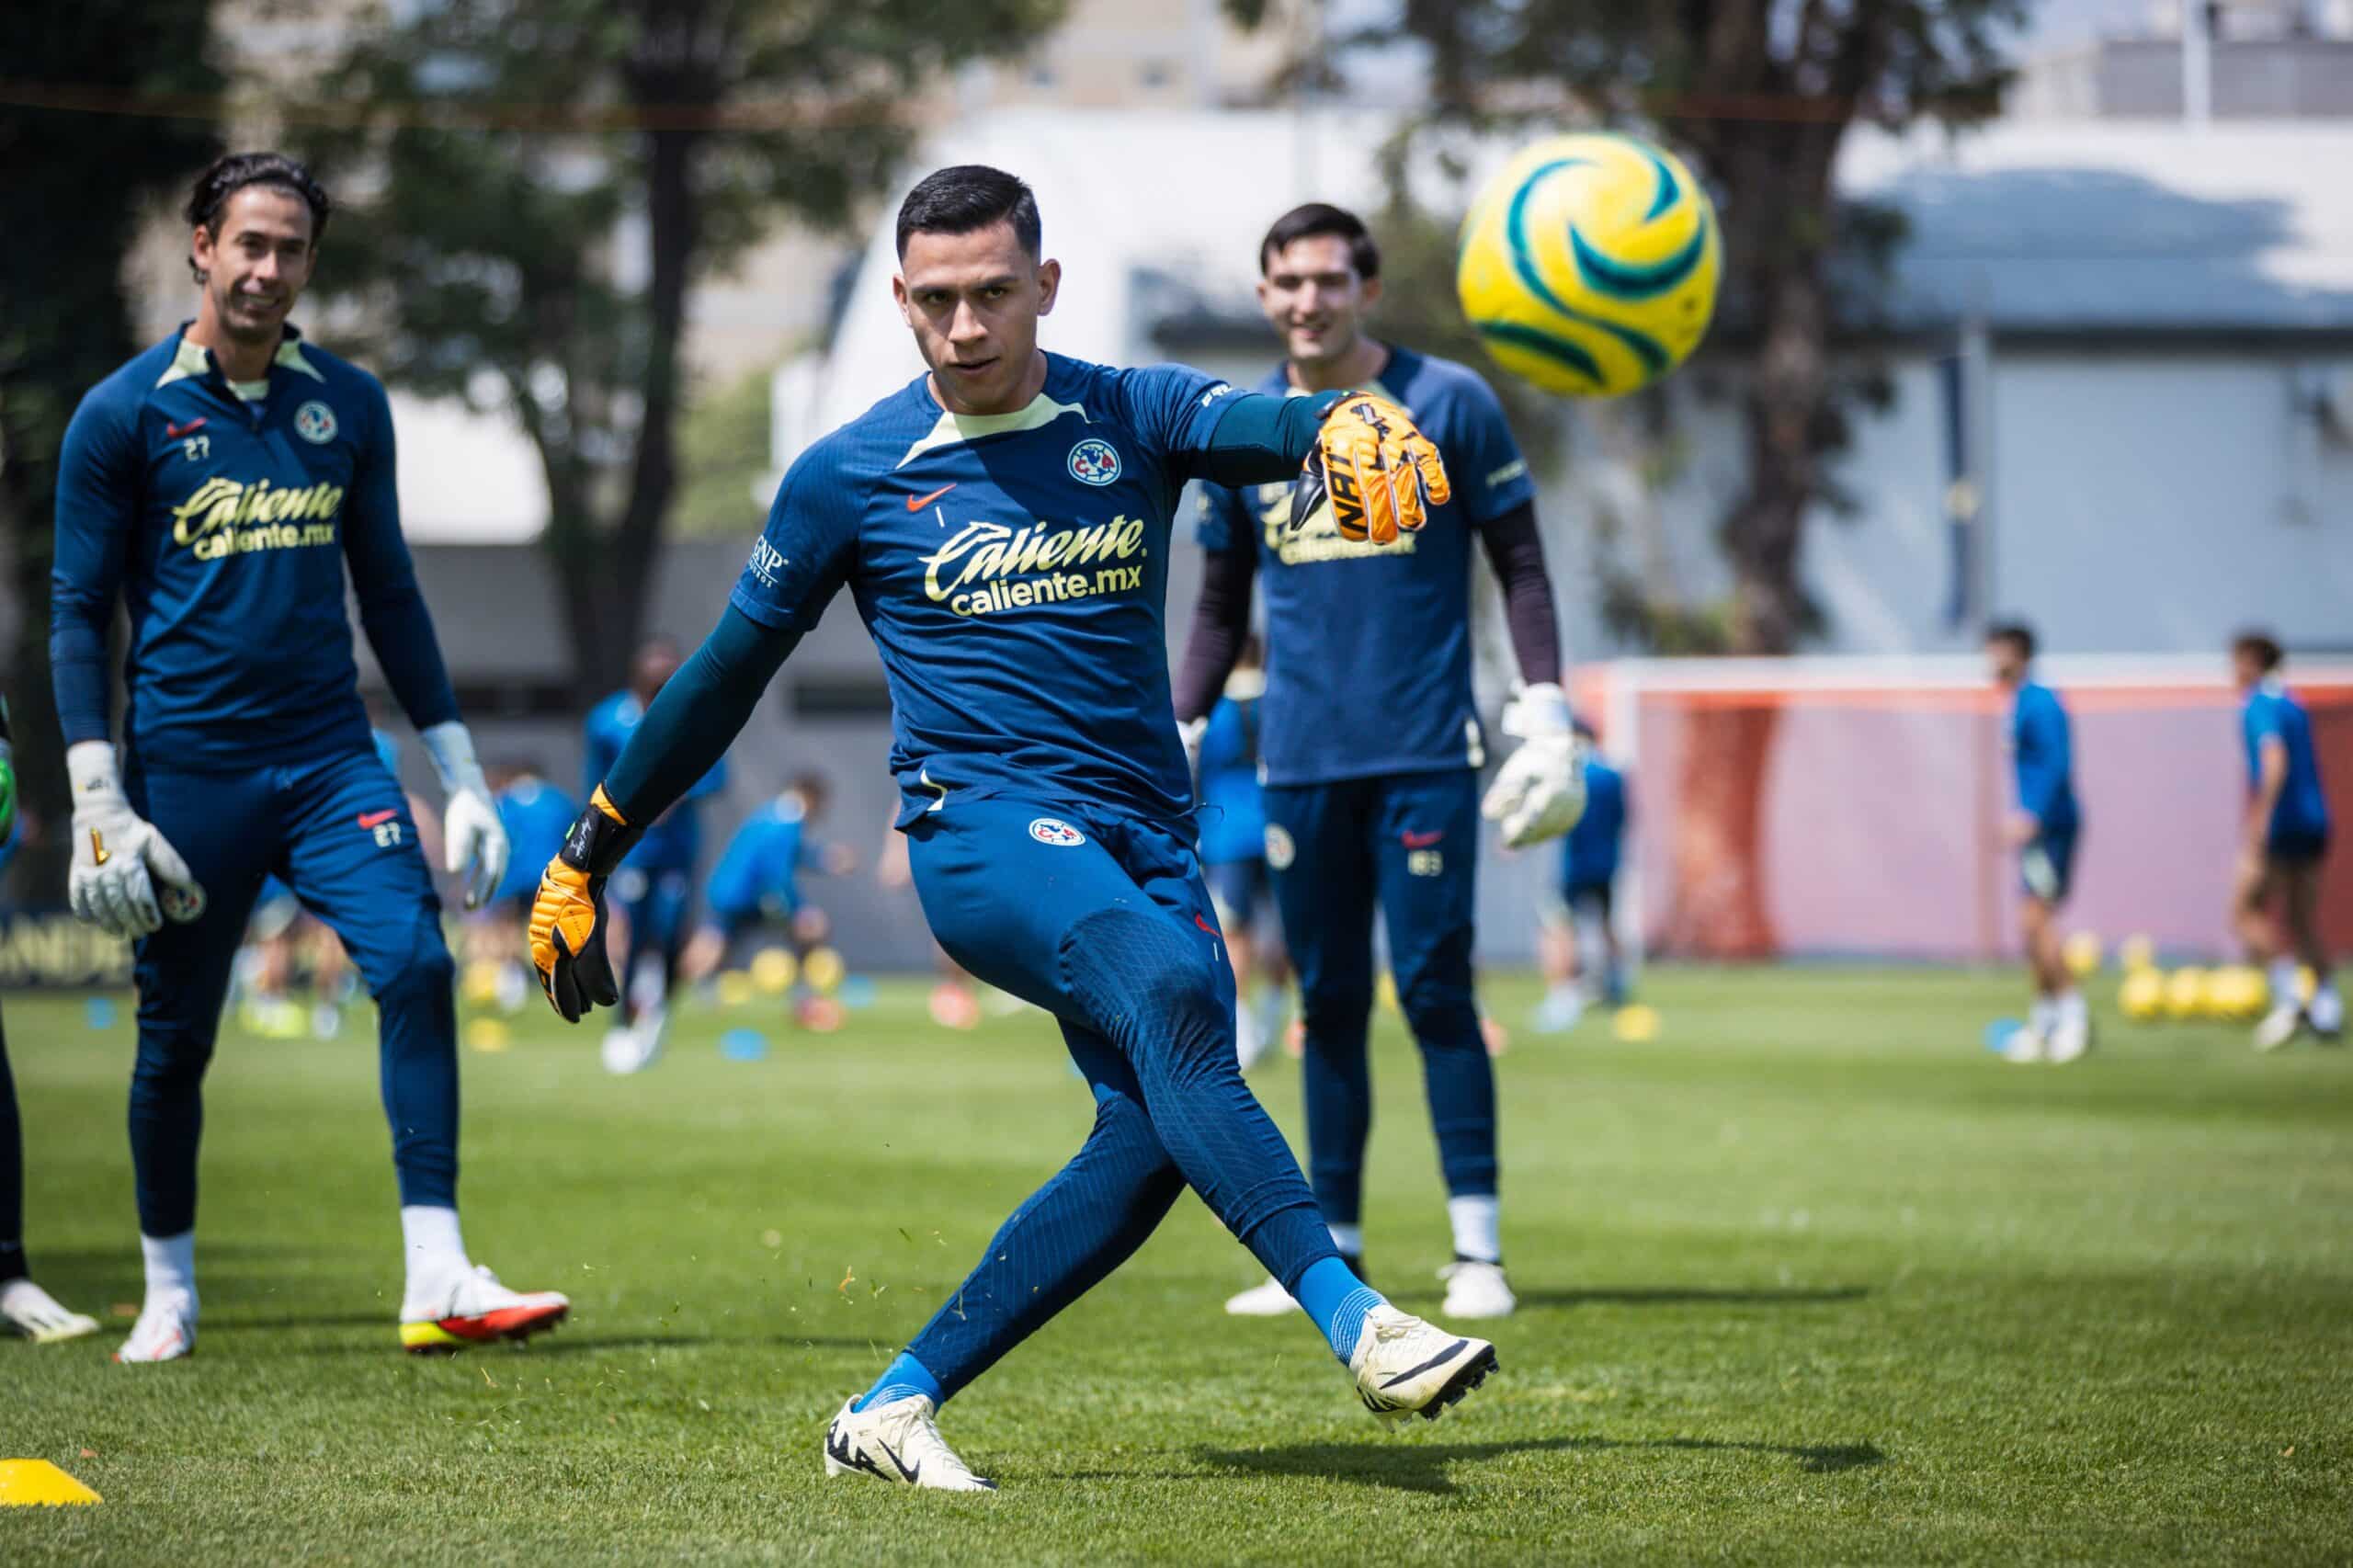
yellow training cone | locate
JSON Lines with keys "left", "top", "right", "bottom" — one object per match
{"left": 0, "top": 1460, "right": 102, "bottom": 1506}
{"left": 803, "top": 947, "right": 847, "bottom": 996}
{"left": 1613, "top": 1004, "right": 1662, "bottom": 1042}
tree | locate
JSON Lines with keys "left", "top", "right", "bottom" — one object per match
{"left": 1313, "top": 0, "right": 2018, "bottom": 953}
{"left": 0, "top": 6, "right": 220, "bottom": 901}
{"left": 311, "top": 0, "right": 1064, "bottom": 698}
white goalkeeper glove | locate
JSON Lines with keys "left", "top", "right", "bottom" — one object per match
{"left": 1479, "top": 683, "right": 1586, "bottom": 848}
{"left": 422, "top": 721, "right": 507, "bottom": 910}
{"left": 67, "top": 742, "right": 207, "bottom": 938}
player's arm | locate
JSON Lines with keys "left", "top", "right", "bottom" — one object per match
{"left": 1171, "top": 486, "right": 1259, "bottom": 737}
{"left": 2248, "top": 733, "right": 2290, "bottom": 854}
{"left": 2012, "top": 695, "right": 2069, "bottom": 844}
{"left": 531, "top": 459, "right": 853, "bottom": 1020}
{"left": 49, "top": 392, "right": 209, "bottom": 937}
{"left": 341, "top": 378, "right": 507, "bottom": 906}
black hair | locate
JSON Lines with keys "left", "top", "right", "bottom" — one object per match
{"left": 2233, "top": 630, "right": 2284, "bottom": 672}
{"left": 1259, "top": 202, "right": 1381, "bottom": 280}
{"left": 185, "top": 152, "right": 330, "bottom": 280}
{"left": 1985, "top": 620, "right": 2037, "bottom": 662}
{"left": 895, "top": 165, "right": 1040, "bottom": 260}
{"left": 790, "top": 770, "right": 831, "bottom": 803}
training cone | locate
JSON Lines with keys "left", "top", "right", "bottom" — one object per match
{"left": 0, "top": 1460, "right": 102, "bottom": 1506}
{"left": 1613, "top": 1004, "right": 1662, "bottom": 1042}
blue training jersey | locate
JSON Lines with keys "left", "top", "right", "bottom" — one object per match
{"left": 2244, "top": 678, "right": 2330, "bottom": 840}
{"left": 494, "top": 776, "right": 579, "bottom": 904}
{"left": 585, "top": 691, "right": 726, "bottom": 871}
{"left": 1561, "top": 756, "right": 1627, "bottom": 889}
{"left": 729, "top": 353, "right": 1237, "bottom": 829}
{"left": 1197, "top": 345, "right": 1536, "bottom": 786}
{"left": 2008, "top": 682, "right": 2079, "bottom": 835}
{"left": 705, "top": 795, "right": 815, "bottom": 919}
{"left": 51, "top": 326, "right": 452, "bottom": 769}
{"left": 1197, "top": 692, "right": 1267, "bottom": 865}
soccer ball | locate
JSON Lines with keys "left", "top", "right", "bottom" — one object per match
{"left": 1456, "top": 132, "right": 1722, "bottom": 398}
{"left": 2119, "top": 970, "right": 2165, "bottom": 1022}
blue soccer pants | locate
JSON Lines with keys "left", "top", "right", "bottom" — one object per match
{"left": 123, "top": 746, "right": 458, "bottom": 1236}
{"left": 896, "top": 793, "right": 1336, "bottom": 1399}
{"left": 1264, "top": 768, "right": 1495, "bottom": 1231}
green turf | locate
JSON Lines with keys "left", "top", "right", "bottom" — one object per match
{"left": 3, "top": 969, "right": 2347, "bottom": 1564}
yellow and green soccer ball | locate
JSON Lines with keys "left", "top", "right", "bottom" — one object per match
{"left": 1457, "top": 132, "right": 1722, "bottom": 398}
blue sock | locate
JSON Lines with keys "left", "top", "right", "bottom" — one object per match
{"left": 854, "top": 1351, "right": 945, "bottom": 1413}
{"left": 1295, "top": 1255, "right": 1384, "bottom": 1362}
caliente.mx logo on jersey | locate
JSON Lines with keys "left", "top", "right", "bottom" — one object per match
{"left": 921, "top": 511, "right": 1150, "bottom": 619}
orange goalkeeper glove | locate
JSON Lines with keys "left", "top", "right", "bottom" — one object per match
{"left": 529, "top": 785, "right": 641, "bottom": 1022}
{"left": 1290, "top": 392, "right": 1452, "bottom": 546}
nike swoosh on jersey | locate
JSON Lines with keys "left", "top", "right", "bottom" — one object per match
{"left": 358, "top": 809, "right": 400, "bottom": 829}
{"left": 1401, "top": 829, "right": 1444, "bottom": 848}
{"left": 906, "top": 483, "right": 957, "bottom": 513}
{"left": 165, "top": 417, "right": 209, "bottom": 438}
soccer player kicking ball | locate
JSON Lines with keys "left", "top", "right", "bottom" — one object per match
{"left": 0, "top": 699, "right": 101, "bottom": 1344}
{"left": 51, "top": 152, "right": 568, "bottom": 1360}
{"left": 2231, "top": 632, "right": 2341, "bottom": 1051}
{"left": 1176, "top": 204, "right": 1582, "bottom": 1323}
{"left": 1985, "top": 622, "right": 2089, "bottom": 1064}
{"left": 530, "top": 166, "right": 1497, "bottom": 1491}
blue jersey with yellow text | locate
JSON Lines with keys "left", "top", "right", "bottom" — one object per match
{"left": 1197, "top": 346, "right": 1535, "bottom": 786}
{"left": 729, "top": 355, "right": 1234, "bottom": 828}
{"left": 51, "top": 327, "right": 435, "bottom": 769}
{"left": 585, "top": 692, "right": 726, "bottom": 872}
{"left": 2244, "top": 678, "right": 2330, "bottom": 842}
{"left": 2008, "top": 682, "right": 2079, "bottom": 835}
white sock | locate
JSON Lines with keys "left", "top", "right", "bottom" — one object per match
{"left": 400, "top": 1205, "right": 470, "bottom": 1288}
{"left": 1326, "top": 1221, "right": 1365, "bottom": 1260}
{"left": 2269, "top": 958, "right": 2299, "bottom": 1006}
{"left": 1447, "top": 1195, "right": 1501, "bottom": 1265}
{"left": 2057, "top": 989, "right": 2086, "bottom": 1029}
{"left": 141, "top": 1230, "right": 196, "bottom": 1304}
{"left": 2029, "top": 997, "right": 2058, "bottom": 1036}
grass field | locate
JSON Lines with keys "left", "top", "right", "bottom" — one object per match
{"left": 3, "top": 968, "right": 2348, "bottom": 1564}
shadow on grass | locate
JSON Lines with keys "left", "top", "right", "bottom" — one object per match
{"left": 1190, "top": 1434, "right": 1886, "bottom": 1494}
{"left": 1513, "top": 1285, "right": 1870, "bottom": 1309}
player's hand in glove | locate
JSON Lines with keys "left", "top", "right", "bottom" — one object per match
{"left": 65, "top": 741, "right": 207, "bottom": 938}
{"left": 1480, "top": 683, "right": 1587, "bottom": 848}
{"left": 422, "top": 721, "right": 509, "bottom": 909}
{"left": 529, "top": 785, "right": 642, "bottom": 1022}
{"left": 1290, "top": 393, "right": 1451, "bottom": 546}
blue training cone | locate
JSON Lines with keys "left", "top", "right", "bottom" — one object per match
{"left": 1983, "top": 1017, "right": 2022, "bottom": 1053}
{"left": 720, "top": 1028, "right": 768, "bottom": 1062}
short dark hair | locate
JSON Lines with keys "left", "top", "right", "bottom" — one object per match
{"left": 895, "top": 165, "right": 1040, "bottom": 260}
{"left": 185, "top": 152, "right": 330, "bottom": 278}
{"left": 2233, "top": 630, "right": 2284, "bottom": 672}
{"left": 1259, "top": 203, "right": 1381, "bottom": 280}
{"left": 1985, "top": 620, "right": 2037, "bottom": 661}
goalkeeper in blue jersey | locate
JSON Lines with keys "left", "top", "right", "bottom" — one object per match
{"left": 2232, "top": 631, "right": 2341, "bottom": 1051}
{"left": 528, "top": 165, "right": 1498, "bottom": 1491}
{"left": 1176, "top": 204, "right": 1581, "bottom": 1323}
{"left": 1986, "top": 622, "right": 2089, "bottom": 1064}
{"left": 50, "top": 153, "right": 566, "bottom": 1360}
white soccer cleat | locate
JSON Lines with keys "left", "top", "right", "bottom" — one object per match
{"left": 400, "top": 1264, "right": 569, "bottom": 1354}
{"left": 2000, "top": 1027, "right": 2048, "bottom": 1064}
{"left": 1438, "top": 1259, "right": 1518, "bottom": 1319}
{"left": 2254, "top": 1004, "right": 2305, "bottom": 1053}
{"left": 1348, "top": 1303, "right": 1497, "bottom": 1423}
{"left": 2308, "top": 988, "right": 2344, "bottom": 1040}
{"left": 2044, "top": 1017, "right": 2092, "bottom": 1065}
{"left": 114, "top": 1290, "right": 197, "bottom": 1363}
{"left": 1, "top": 1279, "right": 102, "bottom": 1344}
{"left": 1223, "top": 1276, "right": 1298, "bottom": 1316}
{"left": 824, "top": 1394, "right": 997, "bottom": 1492}
{"left": 601, "top": 1024, "right": 659, "bottom": 1075}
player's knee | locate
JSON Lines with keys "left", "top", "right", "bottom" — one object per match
{"left": 1060, "top": 908, "right": 1229, "bottom": 1071}
{"left": 1397, "top": 969, "right": 1479, "bottom": 1048}
{"left": 130, "top": 1027, "right": 215, "bottom": 1099}
{"left": 1297, "top": 970, "right": 1374, "bottom": 1025}
{"left": 376, "top": 918, "right": 457, "bottom": 1006}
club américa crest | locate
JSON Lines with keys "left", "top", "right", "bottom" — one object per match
{"left": 1067, "top": 438, "right": 1120, "bottom": 486}
{"left": 294, "top": 401, "right": 337, "bottom": 444}
{"left": 1029, "top": 817, "right": 1086, "bottom": 847}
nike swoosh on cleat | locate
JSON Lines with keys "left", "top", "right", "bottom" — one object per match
{"left": 906, "top": 483, "right": 957, "bottom": 512}
{"left": 1381, "top": 1337, "right": 1471, "bottom": 1389}
{"left": 827, "top": 1426, "right": 889, "bottom": 1481}
{"left": 878, "top": 1438, "right": 921, "bottom": 1483}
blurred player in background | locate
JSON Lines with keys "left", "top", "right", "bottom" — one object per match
{"left": 2233, "top": 631, "right": 2341, "bottom": 1051}
{"left": 1986, "top": 622, "right": 2089, "bottom": 1064}
{"left": 584, "top": 637, "right": 728, "bottom": 1072}
{"left": 0, "top": 698, "right": 102, "bottom": 1343}
{"left": 676, "top": 771, "right": 856, "bottom": 1040}
{"left": 1534, "top": 717, "right": 1628, "bottom": 1032}
{"left": 1194, "top": 634, "right": 1290, "bottom": 1067}
{"left": 529, "top": 165, "right": 1496, "bottom": 1490}
{"left": 1179, "top": 203, "right": 1579, "bottom": 1323}
{"left": 460, "top": 761, "right": 577, "bottom": 1015}
{"left": 50, "top": 152, "right": 563, "bottom": 1360}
